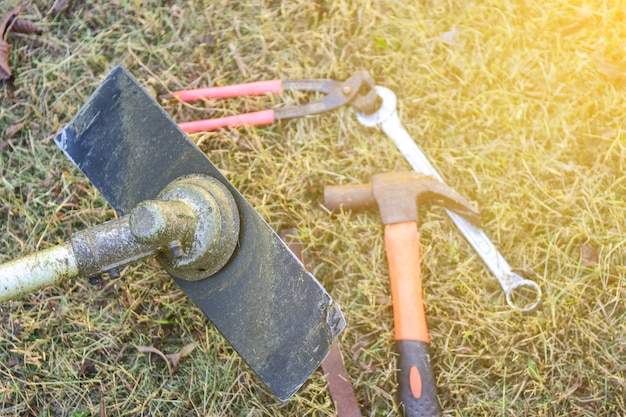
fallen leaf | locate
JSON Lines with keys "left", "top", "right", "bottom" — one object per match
{"left": 25, "top": 405, "right": 39, "bottom": 417}
{"left": 560, "top": 16, "right": 594, "bottom": 37}
{"left": 48, "top": 0, "right": 68, "bottom": 16}
{"left": 204, "top": 35, "right": 217, "bottom": 49}
{"left": 78, "top": 359, "right": 96, "bottom": 377}
{"left": 11, "top": 19, "right": 44, "bottom": 35}
{"left": 237, "top": 137, "right": 254, "bottom": 151}
{"left": 0, "top": 41, "right": 9, "bottom": 80}
{"left": 12, "top": 319, "right": 20, "bottom": 338}
{"left": 375, "top": 296, "right": 390, "bottom": 305}
{"left": 581, "top": 242, "right": 599, "bottom": 267}
{"left": 601, "top": 128, "right": 619, "bottom": 140}
{"left": 592, "top": 55, "right": 626, "bottom": 81}
{"left": 359, "top": 361, "right": 376, "bottom": 371}
{"left": 100, "top": 388, "right": 106, "bottom": 417}
{"left": 165, "top": 342, "right": 198, "bottom": 369}
{"left": 350, "top": 340, "right": 370, "bottom": 362}
{"left": 136, "top": 345, "right": 173, "bottom": 376}
{"left": 440, "top": 27, "right": 461, "bottom": 46}
{"left": 562, "top": 382, "right": 581, "bottom": 399}
{"left": 149, "top": 338, "right": 163, "bottom": 365}
{"left": 0, "top": 6, "right": 24, "bottom": 82}
{"left": 0, "top": 138, "right": 21, "bottom": 151}
{"left": 0, "top": 5, "right": 43, "bottom": 82}
{"left": 0, "top": 6, "right": 24, "bottom": 39}
{"left": 4, "top": 120, "right": 24, "bottom": 139}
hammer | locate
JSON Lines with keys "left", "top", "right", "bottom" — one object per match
{"left": 324, "top": 172, "right": 481, "bottom": 417}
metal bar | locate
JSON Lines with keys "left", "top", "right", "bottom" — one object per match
{"left": 0, "top": 243, "right": 79, "bottom": 302}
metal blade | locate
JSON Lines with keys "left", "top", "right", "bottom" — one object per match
{"left": 54, "top": 65, "right": 345, "bottom": 401}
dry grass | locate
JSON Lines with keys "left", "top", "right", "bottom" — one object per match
{"left": 1, "top": 0, "right": 626, "bottom": 416}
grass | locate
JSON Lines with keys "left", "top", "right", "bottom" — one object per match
{"left": 1, "top": 0, "right": 626, "bottom": 415}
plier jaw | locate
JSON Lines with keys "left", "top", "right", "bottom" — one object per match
{"left": 161, "top": 72, "right": 377, "bottom": 133}
{"left": 278, "top": 71, "right": 378, "bottom": 118}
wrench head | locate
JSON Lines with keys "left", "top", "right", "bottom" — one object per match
{"left": 54, "top": 65, "right": 345, "bottom": 401}
{"left": 355, "top": 86, "right": 397, "bottom": 127}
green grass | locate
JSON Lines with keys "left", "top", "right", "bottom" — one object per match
{"left": 1, "top": 0, "right": 626, "bottom": 415}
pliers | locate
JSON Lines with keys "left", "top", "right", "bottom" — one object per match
{"left": 160, "top": 72, "right": 378, "bottom": 133}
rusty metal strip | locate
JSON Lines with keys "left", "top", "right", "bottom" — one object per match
{"left": 279, "top": 229, "right": 362, "bottom": 417}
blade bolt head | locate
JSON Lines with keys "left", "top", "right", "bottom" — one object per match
{"left": 168, "top": 240, "right": 184, "bottom": 259}
{"left": 342, "top": 85, "right": 352, "bottom": 95}
{"left": 89, "top": 275, "right": 103, "bottom": 285}
{"left": 108, "top": 268, "right": 121, "bottom": 279}
{"left": 130, "top": 200, "right": 196, "bottom": 246}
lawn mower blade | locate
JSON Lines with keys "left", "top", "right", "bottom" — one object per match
{"left": 53, "top": 65, "right": 345, "bottom": 401}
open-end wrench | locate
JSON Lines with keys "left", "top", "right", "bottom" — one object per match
{"left": 356, "top": 87, "right": 541, "bottom": 312}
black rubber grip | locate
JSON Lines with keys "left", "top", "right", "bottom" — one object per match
{"left": 397, "top": 340, "right": 441, "bottom": 417}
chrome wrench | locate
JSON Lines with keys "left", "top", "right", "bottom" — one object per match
{"left": 356, "top": 86, "right": 541, "bottom": 312}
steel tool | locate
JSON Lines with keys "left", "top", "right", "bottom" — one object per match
{"left": 160, "top": 72, "right": 377, "bottom": 133}
{"left": 0, "top": 65, "right": 345, "bottom": 402}
{"left": 356, "top": 87, "right": 541, "bottom": 312}
{"left": 324, "top": 172, "right": 481, "bottom": 417}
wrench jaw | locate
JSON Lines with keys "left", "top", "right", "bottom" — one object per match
{"left": 504, "top": 273, "right": 542, "bottom": 312}
{"left": 355, "top": 86, "right": 398, "bottom": 127}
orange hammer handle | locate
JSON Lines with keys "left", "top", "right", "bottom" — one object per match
{"left": 384, "top": 222, "right": 441, "bottom": 417}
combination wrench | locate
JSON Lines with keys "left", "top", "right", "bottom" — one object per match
{"left": 356, "top": 86, "right": 541, "bottom": 312}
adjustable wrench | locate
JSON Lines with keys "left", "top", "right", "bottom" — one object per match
{"left": 356, "top": 87, "right": 541, "bottom": 312}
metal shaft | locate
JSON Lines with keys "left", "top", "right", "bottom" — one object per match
{"left": 0, "top": 175, "right": 240, "bottom": 302}
{"left": 71, "top": 216, "right": 161, "bottom": 279}
{"left": 357, "top": 87, "right": 541, "bottom": 312}
{"left": 0, "top": 243, "right": 79, "bottom": 302}
{"left": 0, "top": 216, "right": 161, "bottom": 302}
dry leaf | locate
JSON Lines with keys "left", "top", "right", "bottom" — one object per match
{"left": 0, "top": 40, "right": 11, "bottom": 81}
{"left": 601, "top": 128, "right": 619, "bottom": 140}
{"left": 150, "top": 338, "right": 163, "bottom": 365}
{"left": 560, "top": 16, "right": 594, "bottom": 37}
{"left": 350, "top": 340, "right": 370, "bottom": 362}
{"left": 204, "top": 35, "right": 217, "bottom": 49}
{"left": 11, "top": 19, "right": 44, "bottom": 35}
{"left": 0, "top": 5, "right": 43, "bottom": 82}
{"left": 165, "top": 342, "right": 198, "bottom": 369}
{"left": 4, "top": 120, "right": 24, "bottom": 139}
{"left": 237, "top": 137, "right": 254, "bottom": 151}
{"left": 48, "top": 0, "right": 68, "bottom": 16}
{"left": 581, "top": 242, "right": 599, "bottom": 267}
{"left": 375, "top": 295, "right": 391, "bottom": 305}
{"left": 0, "top": 6, "right": 24, "bottom": 81}
{"left": 0, "top": 6, "right": 24, "bottom": 39}
{"left": 359, "top": 361, "right": 376, "bottom": 371}
{"left": 592, "top": 55, "right": 626, "bottom": 81}
{"left": 78, "top": 359, "right": 96, "bottom": 377}
{"left": 136, "top": 345, "right": 173, "bottom": 376}
{"left": 440, "top": 27, "right": 461, "bottom": 46}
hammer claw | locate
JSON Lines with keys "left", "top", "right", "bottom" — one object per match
{"left": 370, "top": 172, "right": 480, "bottom": 227}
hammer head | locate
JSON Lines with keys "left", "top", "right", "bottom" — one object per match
{"left": 324, "top": 172, "right": 480, "bottom": 226}
{"left": 373, "top": 172, "right": 480, "bottom": 225}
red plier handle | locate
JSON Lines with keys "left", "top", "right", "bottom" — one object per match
{"left": 161, "top": 73, "right": 377, "bottom": 133}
